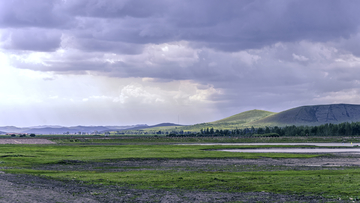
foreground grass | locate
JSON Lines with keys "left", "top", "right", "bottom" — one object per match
{"left": 0, "top": 139, "right": 358, "bottom": 201}
{"left": 0, "top": 144, "right": 322, "bottom": 167}
{"left": 5, "top": 168, "right": 360, "bottom": 200}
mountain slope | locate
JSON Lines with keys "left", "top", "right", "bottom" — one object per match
{"left": 212, "top": 110, "right": 275, "bottom": 124}
{"left": 117, "top": 123, "right": 182, "bottom": 132}
{"left": 251, "top": 104, "right": 360, "bottom": 126}
{"left": 173, "top": 110, "right": 275, "bottom": 131}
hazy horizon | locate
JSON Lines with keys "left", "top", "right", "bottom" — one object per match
{"left": 1, "top": 0, "right": 360, "bottom": 126}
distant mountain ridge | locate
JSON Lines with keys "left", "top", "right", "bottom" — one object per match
{"left": 0, "top": 123, "right": 181, "bottom": 135}
{"left": 0, "top": 125, "right": 145, "bottom": 134}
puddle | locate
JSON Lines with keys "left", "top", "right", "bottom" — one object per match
{"left": 180, "top": 143, "right": 359, "bottom": 147}
{"left": 220, "top": 148, "right": 360, "bottom": 153}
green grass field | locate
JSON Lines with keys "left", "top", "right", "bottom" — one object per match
{"left": 0, "top": 144, "right": 322, "bottom": 167}
{"left": 8, "top": 168, "right": 360, "bottom": 200}
{"left": 1, "top": 136, "right": 360, "bottom": 200}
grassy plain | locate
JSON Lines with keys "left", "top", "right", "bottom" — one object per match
{"left": 9, "top": 168, "right": 360, "bottom": 200}
{"left": 0, "top": 144, "right": 321, "bottom": 167}
{"left": 1, "top": 136, "right": 360, "bottom": 201}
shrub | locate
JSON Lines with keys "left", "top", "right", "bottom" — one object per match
{"left": 252, "top": 133, "right": 280, "bottom": 137}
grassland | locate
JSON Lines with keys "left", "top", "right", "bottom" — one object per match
{"left": 9, "top": 168, "right": 360, "bottom": 200}
{"left": 1, "top": 136, "right": 360, "bottom": 202}
{"left": 53, "top": 135, "right": 360, "bottom": 144}
{"left": 0, "top": 144, "right": 322, "bottom": 168}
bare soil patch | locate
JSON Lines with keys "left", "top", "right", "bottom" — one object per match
{"left": 34, "top": 157, "right": 360, "bottom": 174}
{"left": 0, "top": 173, "right": 348, "bottom": 203}
{"left": 0, "top": 141, "right": 357, "bottom": 202}
{"left": 0, "top": 138, "right": 55, "bottom": 144}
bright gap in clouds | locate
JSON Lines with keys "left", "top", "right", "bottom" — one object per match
{"left": 0, "top": 51, "right": 221, "bottom": 126}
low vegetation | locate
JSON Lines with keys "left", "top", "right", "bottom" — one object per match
{"left": 8, "top": 168, "right": 360, "bottom": 200}
{"left": 1, "top": 136, "right": 360, "bottom": 201}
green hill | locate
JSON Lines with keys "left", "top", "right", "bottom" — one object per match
{"left": 181, "top": 104, "right": 360, "bottom": 131}
{"left": 250, "top": 104, "right": 360, "bottom": 127}
{"left": 212, "top": 109, "right": 275, "bottom": 124}
{"left": 177, "top": 109, "right": 276, "bottom": 131}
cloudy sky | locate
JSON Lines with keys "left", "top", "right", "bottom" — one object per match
{"left": 1, "top": 0, "right": 360, "bottom": 127}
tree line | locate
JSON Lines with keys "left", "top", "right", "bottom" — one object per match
{"left": 167, "top": 122, "right": 360, "bottom": 137}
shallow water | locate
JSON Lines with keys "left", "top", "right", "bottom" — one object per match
{"left": 221, "top": 148, "right": 360, "bottom": 153}
{"left": 180, "top": 143, "right": 359, "bottom": 147}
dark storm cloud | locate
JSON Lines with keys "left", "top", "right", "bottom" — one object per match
{"left": 72, "top": 38, "right": 143, "bottom": 54}
{"left": 3, "top": 0, "right": 360, "bottom": 116}
{"left": 2, "top": 28, "right": 62, "bottom": 52}
{"left": 3, "top": 0, "right": 360, "bottom": 53}
{"left": 0, "top": 0, "right": 71, "bottom": 28}
{"left": 63, "top": 0, "right": 167, "bottom": 19}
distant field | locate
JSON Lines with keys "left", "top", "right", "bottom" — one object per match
{"left": 3, "top": 135, "right": 360, "bottom": 144}
{"left": 51, "top": 135, "right": 360, "bottom": 144}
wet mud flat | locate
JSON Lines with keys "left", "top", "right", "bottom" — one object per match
{"left": 34, "top": 155, "right": 360, "bottom": 172}
{"left": 0, "top": 167, "right": 349, "bottom": 203}
{"left": 0, "top": 155, "right": 356, "bottom": 202}
{"left": 1, "top": 138, "right": 359, "bottom": 203}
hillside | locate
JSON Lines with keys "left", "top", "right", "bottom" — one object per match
{"left": 176, "top": 104, "right": 360, "bottom": 132}
{"left": 212, "top": 110, "right": 275, "bottom": 124}
{"left": 251, "top": 104, "right": 360, "bottom": 126}
{"left": 116, "top": 123, "right": 183, "bottom": 132}
{"left": 174, "top": 110, "right": 276, "bottom": 131}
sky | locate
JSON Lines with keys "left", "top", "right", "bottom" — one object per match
{"left": 1, "top": 0, "right": 360, "bottom": 127}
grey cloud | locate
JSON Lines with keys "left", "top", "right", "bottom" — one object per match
{"left": 3, "top": 0, "right": 360, "bottom": 53}
{"left": 72, "top": 38, "right": 143, "bottom": 54}
{"left": 78, "top": 0, "right": 360, "bottom": 52}
{"left": 2, "top": 28, "right": 62, "bottom": 52}
{"left": 0, "top": 0, "right": 71, "bottom": 28}
{"left": 4, "top": 0, "right": 360, "bottom": 118}
{"left": 64, "top": 0, "right": 167, "bottom": 19}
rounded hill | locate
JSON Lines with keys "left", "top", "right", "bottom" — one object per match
{"left": 250, "top": 104, "right": 360, "bottom": 126}
{"left": 213, "top": 109, "right": 276, "bottom": 124}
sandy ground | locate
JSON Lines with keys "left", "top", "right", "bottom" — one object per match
{"left": 0, "top": 139, "right": 55, "bottom": 144}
